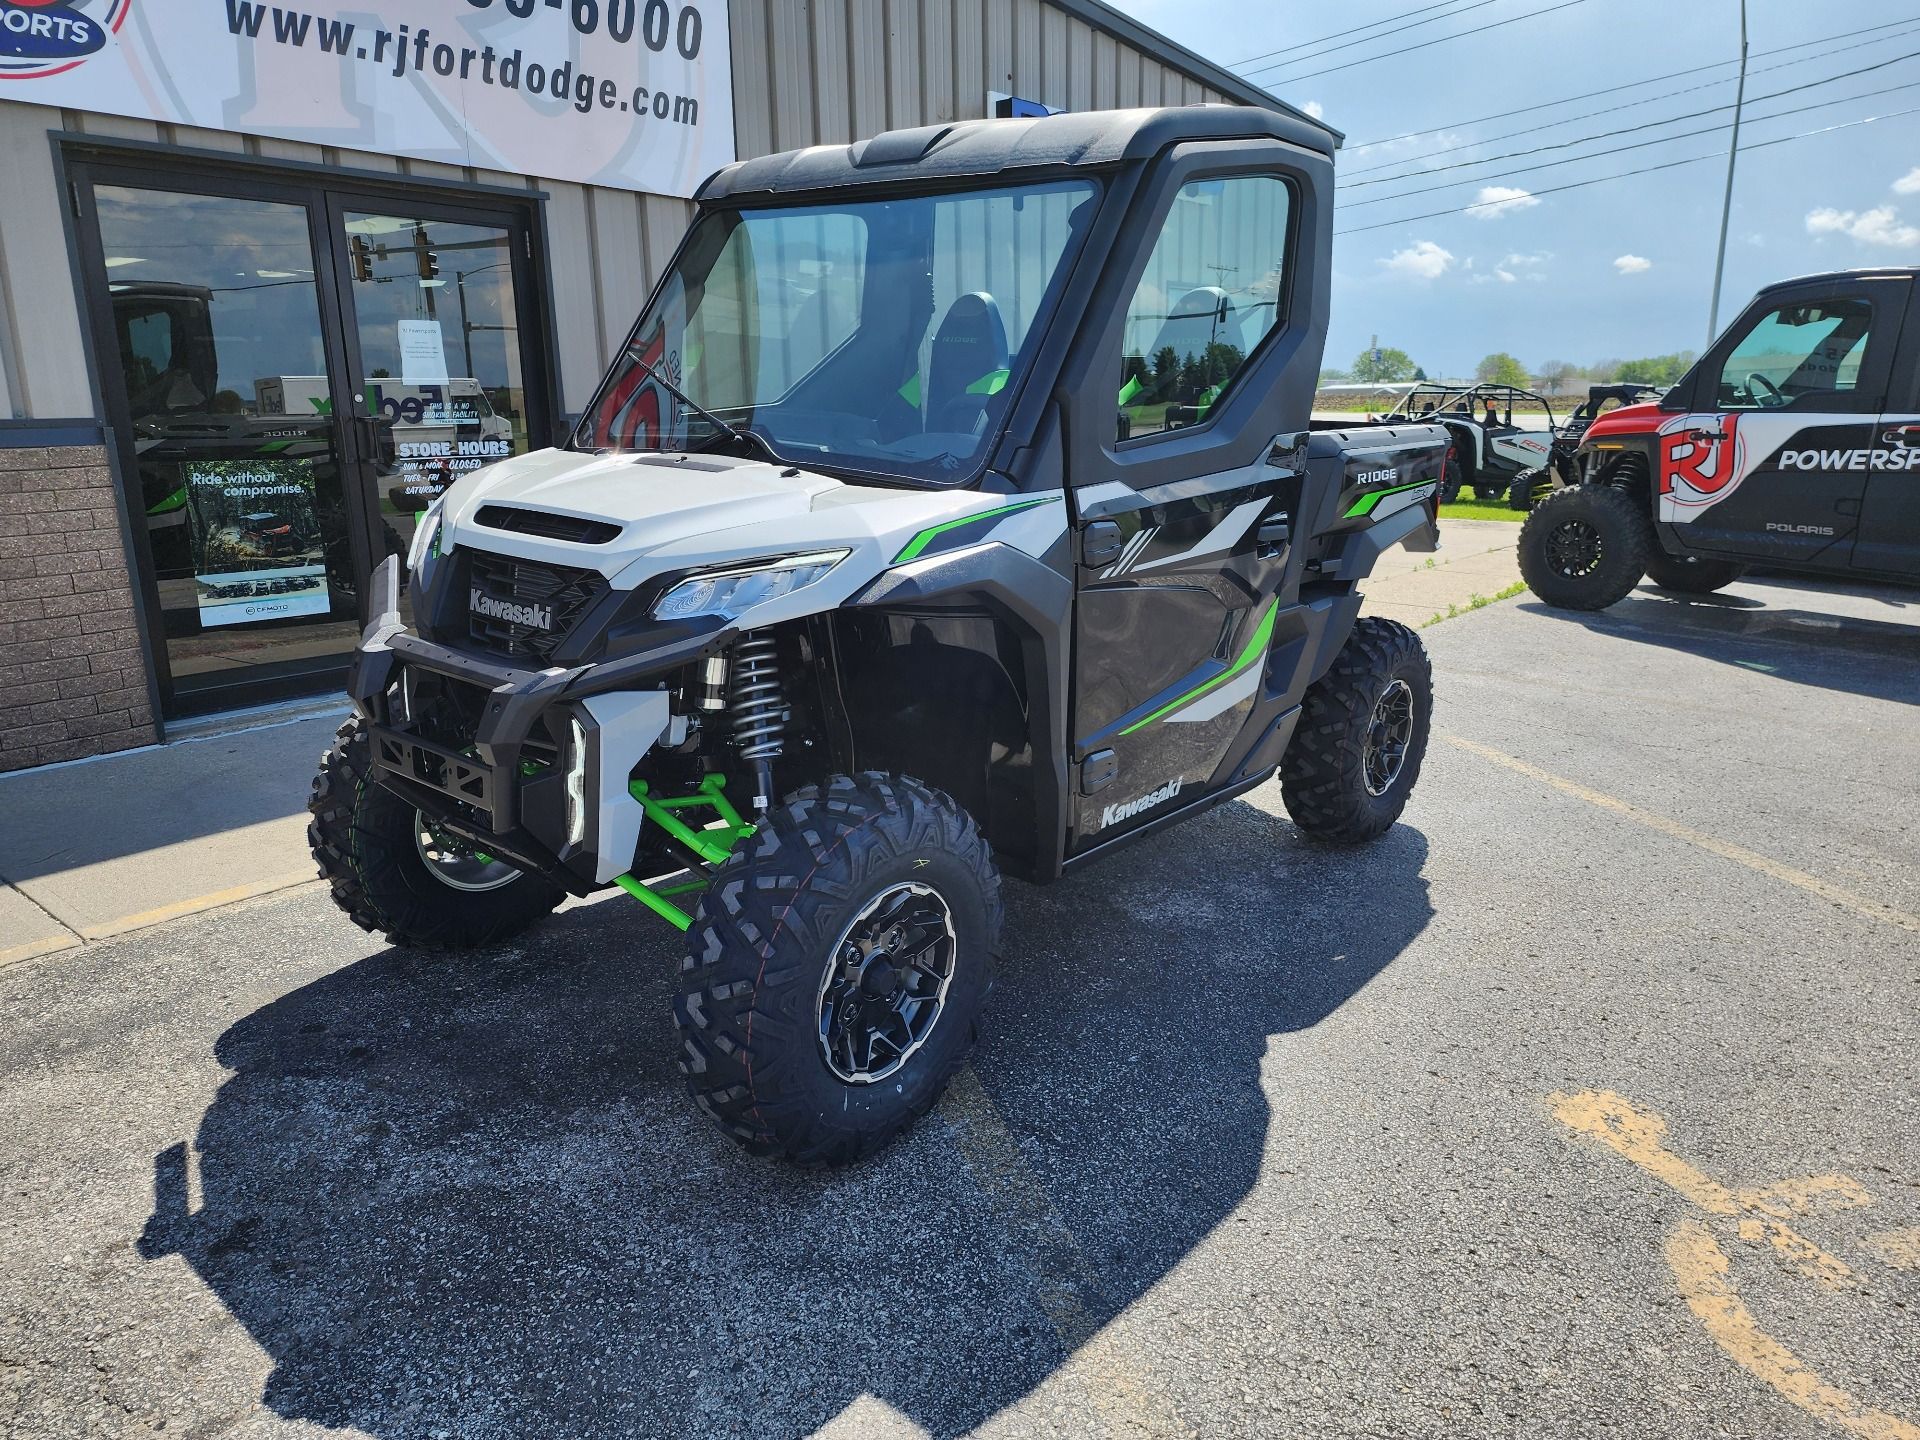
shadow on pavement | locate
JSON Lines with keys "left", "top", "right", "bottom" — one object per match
{"left": 1518, "top": 575, "right": 1920, "bottom": 708}
{"left": 137, "top": 800, "right": 1432, "bottom": 1439}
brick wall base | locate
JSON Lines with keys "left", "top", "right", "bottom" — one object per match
{"left": 0, "top": 442, "right": 159, "bottom": 773}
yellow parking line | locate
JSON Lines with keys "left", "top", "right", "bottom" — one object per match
{"left": 0, "top": 933, "right": 84, "bottom": 970}
{"left": 940, "top": 1067, "right": 1196, "bottom": 1437}
{"left": 75, "top": 872, "right": 322, "bottom": 942}
{"left": 1444, "top": 735, "right": 1920, "bottom": 936}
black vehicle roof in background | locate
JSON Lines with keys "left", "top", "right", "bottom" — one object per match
{"left": 697, "top": 105, "right": 1339, "bottom": 204}
{"left": 1758, "top": 266, "right": 1920, "bottom": 289}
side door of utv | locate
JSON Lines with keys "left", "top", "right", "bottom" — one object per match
{"left": 1056, "top": 141, "right": 1330, "bottom": 857}
{"left": 1658, "top": 276, "right": 1907, "bottom": 569}
{"left": 1855, "top": 282, "right": 1920, "bottom": 578}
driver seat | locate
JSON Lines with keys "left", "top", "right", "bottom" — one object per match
{"left": 924, "top": 292, "right": 1010, "bottom": 434}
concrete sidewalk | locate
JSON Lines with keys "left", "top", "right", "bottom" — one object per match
{"left": 0, "top": 516, "right": 1522, "bottom": 967}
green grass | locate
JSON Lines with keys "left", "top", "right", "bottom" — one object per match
{"left": 1422, "top": 579, "right": 1528, "bottom": 628}
{"left": 1440, "top": 497, "right": 1524, "bottom": 523}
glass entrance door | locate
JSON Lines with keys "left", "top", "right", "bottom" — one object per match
{"left": 89, "top": 183, "right": 363, "bottom": 712}
{"left": 75, "top": 158, "right": 553, "bottom": 721}
{"left": 329, "top": 204, "right": 542, "bottom": 594}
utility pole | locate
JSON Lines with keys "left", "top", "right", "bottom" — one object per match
{"left": 1707, "top": 0, "right": 1749, "bottom": 348}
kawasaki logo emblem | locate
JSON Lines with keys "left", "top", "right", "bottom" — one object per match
{"left": 1098, "top": 776, "right": 1184, "bottom": 830}
{"left": 470, "top": 587, "right": 553, "bottom": 630}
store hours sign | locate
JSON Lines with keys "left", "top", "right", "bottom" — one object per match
{"left": 0, "top": 0, "right": 734, "bottom": 198}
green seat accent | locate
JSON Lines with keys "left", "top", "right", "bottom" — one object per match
{"left": 965, "top": 368, "right": 1010, "bottom": 396}
{"left": 1118, "top": 375, "right": 1142, "bottom": 407}
{"left": 897, "top": 372, "right": 923, "bottom": 408}
{"left": 147, "top": 486, "right": 187, "bottom": 517}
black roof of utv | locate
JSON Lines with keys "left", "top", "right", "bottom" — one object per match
{"left": 697, "top": 106, "right": 1339, "bottom": 204}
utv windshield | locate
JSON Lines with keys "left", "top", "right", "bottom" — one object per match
{"left": 575, "top": 179, "right": 1099, "bottom": 485}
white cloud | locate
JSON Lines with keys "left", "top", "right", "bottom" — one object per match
{"left": 1302, "top": 100, "right": 1324, "bottom": 120}
{"left": 1470, "top": 186, "right": 1539, "bottom": 219}
{"left": 1495, "top": 267, "right": 1517, "bottom": 283}
{"left": 1894, "top": 167, "right": 1920, "bottom": 195}
{"left": 1613, "top": 254, "right": 1652, "bottom": 275}
{"left": 1377, "top": 240, "right": 1455, "bottom": 280}
{"left": 1806, "top": 205, "right": 1920, "bottom": 247}
{"left": 1502, "top": 251, "right": 1550, "bottom": 268}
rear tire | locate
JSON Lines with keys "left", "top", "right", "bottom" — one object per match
{"left": 1509, "top": 467, "right": 1547, "bottom": 511}
{"left": 1518, "top": 485, "right": 1652, "bottom": 611}
{"left": 674, "top": 773, "right": 1002, "bottom": 1166}
{"left": 1281, "top": 618, "right": 1433, "bottom": 845}
{"left": 1643, "top": 551, "right": 1745, "bottom": 594}
{"left": 308, "top": 718, "right": 565, "bottom": 948}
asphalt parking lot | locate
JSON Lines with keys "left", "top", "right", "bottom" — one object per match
{"left": 2, "top": 571, "right": 1916, "bottom": 1440}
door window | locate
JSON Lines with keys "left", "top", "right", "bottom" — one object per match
{"left": 339, "top": 212, "right": 534, "bottom": 569}
{"left": 1715, "top": 298, "right": 1874, "bottom": 409}
{"left": 1117, "top": 176, "right": 1293, "bottom": 441}
{"left": 94, "top": 185, "right": 359, "bottom": 707}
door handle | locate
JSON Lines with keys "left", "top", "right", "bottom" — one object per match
{"left": 1257, "top": 515, "right": 1291, "bottom": 552}
{"left": 349, "top": 414, "right": 393, "bottom": 467}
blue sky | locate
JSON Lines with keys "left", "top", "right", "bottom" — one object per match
{"left": 1130, "top": 0, "right": 1920, "bottom": 379}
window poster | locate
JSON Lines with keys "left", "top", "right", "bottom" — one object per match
{"left": 182, "top": 458, "right": 332, "bottom": 628}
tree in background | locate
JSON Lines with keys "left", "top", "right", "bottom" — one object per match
{"left": 1318, "top": 366, "right": 1352, "bottom": 385}
{"left": 1475, "top": 352, "right": 1530, "bottom": 388}
{"left": 1352, "top": 345, "right": 1417, "bottom": 382}
{"left": 1534, "top": 360, "right": 1572, "bottom": 395}
{"left": 1615, "top": 352, "right": 1695, "bottom": 386}
{"left": 1412, "top": 365, "right": 1428, "bottom": 381}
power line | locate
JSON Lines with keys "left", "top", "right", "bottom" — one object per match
{"left": 1231, "top": 0, "right": 1473, "bottom": 68}
{"left": 1346, "top": 14, "right": 1920, "bottom": 148}
{"left": 1337, "top": 74, "right": 1920, "bottom": 210}
{"left": 1239, "top": 0, "right": 1503, "bottom": 79}
{"left": 1333, "top": 104, "right": 1920, "bottom": 235}
{"left": 1244, "top": 0, "right": 1592, "bottom": 85}
{"left": 1341, "top": 21, "right": 1920, "bottom": 179}
{"left": 1340, "top": 46, "right": 1920, "bottom": 195}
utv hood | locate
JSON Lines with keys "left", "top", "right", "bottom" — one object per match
{"left": 1579, "top": 401, "right": 1665, "bottom": 444}
{"left": 437, "top": 448, "right": 842, "bottom": 562}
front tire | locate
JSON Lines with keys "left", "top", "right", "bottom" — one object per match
{"left": 1281, "top": 618, "right": 1433, "bottom": 845}
{"left": 308, "top": 718, "right": 565, "bottom": 948}
{"left": 674, "top": 773, "right": 1002, "bottom": 1166}
{"left": 1439, "top": 455, "right": 1465, "bottom": 506}
{"left": 1643, "top": 551, "right": 1745, "bottom": 594}
{"left": 1518, "top": 485, "right": 1652, "bottom": 610}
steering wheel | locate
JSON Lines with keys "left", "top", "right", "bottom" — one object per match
{"left": 1744, "top": 372, "right": 1786, "bottom": 408}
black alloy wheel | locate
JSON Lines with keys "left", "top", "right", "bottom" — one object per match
{"left": 816, "top": 882, "right": 958, "bottom": 1083}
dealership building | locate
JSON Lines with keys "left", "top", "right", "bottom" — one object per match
{"left": 0, "top": 0, "right": 1308, "bottom": 772}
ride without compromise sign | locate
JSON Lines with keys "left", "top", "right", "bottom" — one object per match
{"left": 0, "top": 0, "right": 735, "bottom": 199}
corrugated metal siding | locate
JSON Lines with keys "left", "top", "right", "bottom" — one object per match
{"left": 0, "top": 0, "right": 1250, "bottom": 421}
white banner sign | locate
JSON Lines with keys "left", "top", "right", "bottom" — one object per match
{"left": 0, "top": 0, "right": 735, "bottom": 198}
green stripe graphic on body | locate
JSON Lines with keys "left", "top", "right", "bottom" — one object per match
{"left": 1119, "top": 601, "right": 1279, "bottom": 735}
{"left": 1344, "top": 479, "right": 1435, "bottom": 519}
{"left": 892, "top": 495, "right": 1059, "bottom": 564}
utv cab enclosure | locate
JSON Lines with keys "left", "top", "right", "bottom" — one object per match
{"left": 1520, "top": 267, "right": 1920, "bottom": 607}
{"left": 311, "top": 106, "right": 1451, "bottom": 1163}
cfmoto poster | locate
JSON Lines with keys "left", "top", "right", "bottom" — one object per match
{"left": 182, "top": 458, "right": 332, "bottom": 628}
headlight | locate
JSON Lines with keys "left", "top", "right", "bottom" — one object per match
{"left": 407, "top": 502, "right": 445, "bottom": 576}
{"left": 651, "top": 551, "right": 848, "bottom": 621}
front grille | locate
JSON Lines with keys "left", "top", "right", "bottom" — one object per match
{"left": 465, "top": 550, "right": 606, "bottom": 662}
{"left": 474, "top": 504, "right": 622, "bottom": 545}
